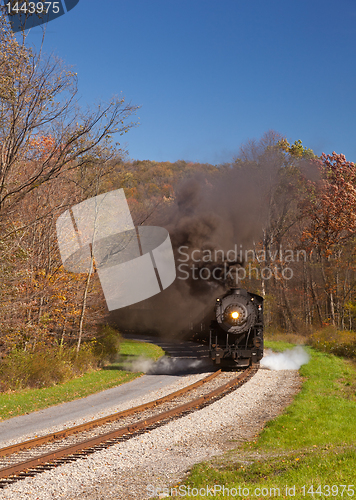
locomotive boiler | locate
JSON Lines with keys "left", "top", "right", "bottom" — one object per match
{"left": 209, "top": 287, "right": 263, "bottom": 368}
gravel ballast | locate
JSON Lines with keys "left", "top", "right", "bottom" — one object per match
{"left": 0, "top": 372, "right": 209, "bottom": 449}
{"left": 0, "top": 368, "right": 300, "bottom": 500}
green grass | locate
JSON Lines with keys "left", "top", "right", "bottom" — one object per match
{"left": 0, "top": 339, "right": 164, "bottom": 421}
{"left": 110, "top": 338, "right": 164, "bottom": 364}
{"left": 162, "top": 342, "right": 356, "bottom": 499}
{"left": 119, "top": 340, "right": 164, "bottom": 358}
{"left": 265, "top": 340, "right": 297, "bottom": 351}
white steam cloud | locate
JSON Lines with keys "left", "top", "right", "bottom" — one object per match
{"left": 261, "top": 346, "right": 310, "bottom": 371}
{"left": 123, "top": 355, "right": 206, "bottom": 375}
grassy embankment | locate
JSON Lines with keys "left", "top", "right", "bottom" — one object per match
{"left": 163, "top": 340, "right": 356, "bottom": 499}
{"left": 0, "top": 340, "right": 164, "bottom": 421}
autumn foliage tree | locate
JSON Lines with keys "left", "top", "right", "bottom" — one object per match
{"left": 301, "top": 153, "right": 356, "bottom": 254}
{"left": 0, "top": 17, "right": 136, "bottom": 361}
{"left": 0, "top": 17, "right": 138, "bottom": 219}
{"left": 300, "top": 152, "right": 356, "bottom": 327}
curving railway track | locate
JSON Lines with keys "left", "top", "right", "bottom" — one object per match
{"left": 0, "top": 364, "right": 258, "bottom": 489}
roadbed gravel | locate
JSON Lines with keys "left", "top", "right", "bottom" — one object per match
{"left": 0, "top": 368, "right": 300, "bottom": 500}
{"left": 0, "top": 371, "right": 210, "bottom": 449}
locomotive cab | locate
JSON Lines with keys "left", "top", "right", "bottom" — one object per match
{"left": 209, "top": 288, "right": 263, "bottom": 368}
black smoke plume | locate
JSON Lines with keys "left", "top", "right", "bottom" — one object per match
{"left": 111, "top": 132, "right": 318, "bottom": 339}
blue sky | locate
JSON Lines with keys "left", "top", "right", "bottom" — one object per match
{"left": 23, "top": 0, "right": 356, "bottom": 164}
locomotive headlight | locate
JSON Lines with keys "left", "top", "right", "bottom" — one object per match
{"left": 223, "top": 303, "right": 247, "bottom": 327}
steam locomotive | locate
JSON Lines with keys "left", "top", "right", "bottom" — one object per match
{"left": 209, "top": 288, "right": 264, "bottom": 368}
{"left": 110, "top": 284, "right": 263, "bottom": 369}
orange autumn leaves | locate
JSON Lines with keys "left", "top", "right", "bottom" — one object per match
{"left": 28, "top": 134, "right": 56, "bottom": 162}
{"left": 301, "top": 152, "right": 356, "bottom": 258}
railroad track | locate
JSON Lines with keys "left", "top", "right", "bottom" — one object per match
{"left": 0, "top": 364, "right": 258, "bottom": 489}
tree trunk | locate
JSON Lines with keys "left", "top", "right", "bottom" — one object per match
{"left": 280, "top": 280, "right": 298, "bottom": 332}
{"left": 76, "top": 245, "right": 94, "bottom": 354}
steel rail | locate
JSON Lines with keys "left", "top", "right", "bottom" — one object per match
{"left": 0, "top": 369, "right": 221, "bottom": 459}
{"left": 0, "top": 364, "right": 258, "bottom": 483}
